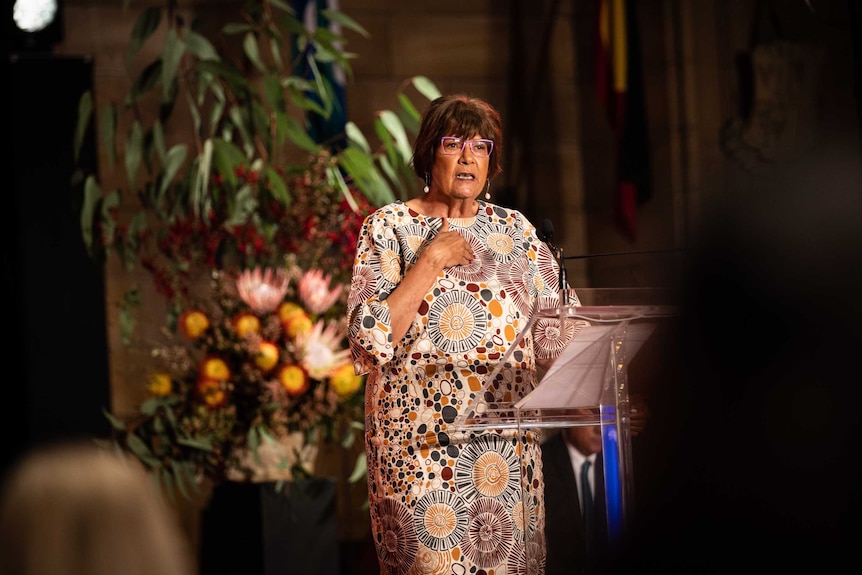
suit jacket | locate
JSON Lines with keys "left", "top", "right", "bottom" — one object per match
{"left": 542, "top": 432, "right": 609, "bottom": 575}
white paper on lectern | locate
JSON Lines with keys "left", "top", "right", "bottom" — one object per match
{"left": 515, "top": 321, "right": 657, "bottom": 410}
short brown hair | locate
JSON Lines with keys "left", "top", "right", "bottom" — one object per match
{"left": 411, "top": 94, "right": 503, "bottom": 181}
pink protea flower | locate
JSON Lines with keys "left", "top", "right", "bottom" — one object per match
{"left": 298, "top": 269, "right": 343, "bottom": 315}
{"left": 236, "top": 267, "right": 290, "bottom": 313}
{"left": 295, "top": 319, "right": 351, "bottom": 380}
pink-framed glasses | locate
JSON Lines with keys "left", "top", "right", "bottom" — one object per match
{"left": 440, "top": 137, "right": 494, "bottom": 157}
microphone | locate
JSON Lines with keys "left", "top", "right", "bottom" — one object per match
{"left": 538, "top": 219, "right": 556, "bottom": 249}
{"left": 538, "top": 219, "right": 569, "bottom": 305}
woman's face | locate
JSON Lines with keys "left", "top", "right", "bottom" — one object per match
{"left": 429, "top": 134, "right": 491, "bottom": 202}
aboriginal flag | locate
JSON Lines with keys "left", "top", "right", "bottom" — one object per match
{"left": 595, "top": 0, "right": 651, "bottom": 242}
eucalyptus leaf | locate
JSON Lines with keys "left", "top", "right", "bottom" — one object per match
{"left": 194, "top": 140, "right": 214, "bottom": 218}
{"left": 377, "top": 153, "right": 410, "bottom": 201}
{"left": 125, "top": 121, "right": 144, "bottom": 191}
{"left": 100, "top": 190, "right": 120, "bottom": 251}
{"left": 411, "top": 75, "right": 442, "bottom": 101}
{"left": 226, "top": 184, "right": 258, "bottom": 226}
{"left": 262, "top": 74, "right": 286, "bottom": 112}
{"left": 211, "top": 138, "right": 245, "bottom": 186}
{"left": 161, "top": 29, "right": 186, "bottom": 102}
{"left": 321, "top": 9, "right": 370, "bottom": 38}
{"left": 258, "top": 425, "right": 276, "bottom": 444}
{"left": 269, "top": 36, "right": 284, "bottom": 72}
{"left": 347, "top": 453, "right": 367, "bottom": 483}
{"left": 126, "top": 60, "right": 162, "bottom": 106}
{"left": 327, "top": 164, "right": 358, "bottom": 212}
{"left": 125, "top": 6, "right": 161, "bottom": 70}
{"left": 158, "top": 144, "right": 187, "bottom": 200}
{"left": 378, "top": 110, "right": 413, "bottom": 163}
{"left": 223, "top": 22, "right": 253, "bottom": 35}
{"left": 185, "top": 30, "right": 220, "bottom": 62}
{"left": 125, "top": 212, "right": 148, "bottom": 259}
{"left": 344, "top": 121, "right": 370, "bottom": 153}
{"left": 140, "top": 397, "right": 161, "bottom": 416}
{"left": 126, "top": 433, "right": 160, "bottom": 467}
{"left": 170, "top": 460, "right": 191, "bottom": 500}
{"left": 100, "top": 104, "right": 117, "bottom": 169}
{"left": 287, "top": 89, "right": 327, "bottom": 117}
{"left": 176, "top": 436, "right": 214, "bottom": 450}
{"left": 184, "top": 90, "right": 202, "bottom": 141}
{"left": 264, "top": 165, "right": 290, "bottom": 206}
{"left": 197, "top": 59, "right": 248, "bottom": 87}
{"left": 305, "top": 56, "right": 334, "bottom": 117}
{"left": 119, "top": 288, "right": 141, "bottom": 346}
{"left": 227, "top": 106, "right": 255, "bottom": 159}
{"left": 337, "top": 147, "right": 395, "bottom": 206}
{"left": 102, "top": 407, "right": 126, "bottom": 431}
{"left": 396, "top": 93, "right": 421, "bottom": 126}
{"left": 80, "top": 176, "right": 101, "bottom": 257}
{"left": 74, "top": 91, "right": 93, "bottom": 164}
{"left": 243, "top": 32, "right": 266, "bottom": 74}
{"left": 269, "top": 0, "right": 294, "bottom": 14}
{"left": 286, "top": 117, "right": 322, "bottom": 154}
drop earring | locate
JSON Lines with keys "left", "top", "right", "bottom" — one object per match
{"left": 423, "top": 173, "right": 430, "bottom": 194}
{"left": 484, "top": 180, "right": 491, "bottom": 200}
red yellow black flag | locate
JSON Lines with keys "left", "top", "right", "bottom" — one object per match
{"left": 595, "top": 0, "right": 651, "bottom": 242}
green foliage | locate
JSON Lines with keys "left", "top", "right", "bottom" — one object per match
{"left": 71, "top": 0, "right": 439, "bottom": 333}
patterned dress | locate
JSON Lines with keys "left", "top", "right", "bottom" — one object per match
{"left": 347, "top": 200, "right": 573, "bottom": 575}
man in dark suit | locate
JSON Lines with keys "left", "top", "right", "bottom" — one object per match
{"left": 543, "top": 412, "right": 608, "bottom": 575}
{"left": 543, "top": 403, "right": 649, "bottom": 575}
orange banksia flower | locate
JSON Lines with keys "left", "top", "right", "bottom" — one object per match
{"left": 196, "top": 377, "right": 228, "bottom": 408}
{"left": 329, "top": 362, "right": 362, "bottom": 397}
{"left": 200, "top": 356, "right": 230, "bottom": 381}
{"left": 255, "top": 341, "right": 280, "bottom": 372}
{"left": 232, "top": 312, "right": 261, "bottom": 338}
{"left": 277, "top": 364, "right": 309, "bottom": 397}
{"left": 146, "top": 373, "right": 172, "bottom": 397}
{"left": 178, "top": 310, "right": 209, "bottom": 339}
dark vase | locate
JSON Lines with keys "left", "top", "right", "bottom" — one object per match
{"left": 199, "top": 478, "right": 339, "bottom": 575}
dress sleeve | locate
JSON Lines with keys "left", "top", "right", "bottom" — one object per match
{"left": 522, "top": 215, "right": 583, "bottom": 361}
{"left": 346, "top": 210, "right": 402, "bottom": 375}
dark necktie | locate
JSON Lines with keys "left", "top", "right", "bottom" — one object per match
{"left": 581, "top": 459, "right": 594, "bottom": 550}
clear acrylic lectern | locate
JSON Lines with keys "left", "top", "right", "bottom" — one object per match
{"left": 453, "top": 288, "right": 676, "bottom": 573}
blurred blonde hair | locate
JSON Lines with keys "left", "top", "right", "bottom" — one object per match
{"left": 0, "top": 441, "right": 193, "bottom": 575}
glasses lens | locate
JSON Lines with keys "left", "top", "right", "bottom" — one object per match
{"left": 471, "top": 140, "right": 492, "bottom": 157}
{"left": 440, "top": 138, "right": 493, "bottom": 157}
{"left": 441, "top": 137, "right": 462, "bottom": 155}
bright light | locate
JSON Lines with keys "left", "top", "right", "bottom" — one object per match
{"left": 12, "top": 0, "right": 58, "bottom": 33}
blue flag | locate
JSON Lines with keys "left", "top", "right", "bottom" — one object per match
{"left": 292, "top": 0, "right": 348, "bottom": 151}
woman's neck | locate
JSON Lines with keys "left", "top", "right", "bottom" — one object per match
{"left": 406, "top": 197, "right": 479, "bottom": 219}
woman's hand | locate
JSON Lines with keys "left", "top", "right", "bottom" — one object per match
{"left": 423, "top": 218, "right": 474, "bottom": 268}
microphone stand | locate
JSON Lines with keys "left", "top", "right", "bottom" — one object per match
{"left": 557, "top": 246, "right": 569, "bottom": 306}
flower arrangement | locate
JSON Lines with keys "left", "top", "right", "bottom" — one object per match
{"left": 71, "top": 1, "right": 440, "bottom": 499}
{"left": 106, "top": 262, "right": 365, "bottom": 497}
{"left": 101, "top": 149, "right": 374, "bottom": 498}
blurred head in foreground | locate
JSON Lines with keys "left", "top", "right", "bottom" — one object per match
{"left": 0, "top": 441, "right": 193, "bottom": 575}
